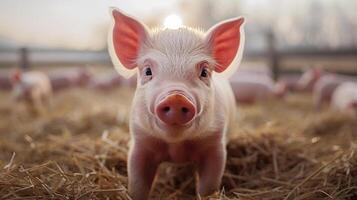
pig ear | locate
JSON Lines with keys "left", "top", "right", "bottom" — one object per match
{"left": 108, "top": 8, "right": 149, "bottom": 78}
{"left": 205, "top": 17, "right": 245, "bottom": 77}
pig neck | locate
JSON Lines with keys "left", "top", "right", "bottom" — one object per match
{"left": 132, "top": 126, "right": 223, "bottom": 164}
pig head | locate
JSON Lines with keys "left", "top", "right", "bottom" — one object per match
{"left": 108, "top": 8, "right": 244, "bottom": 200}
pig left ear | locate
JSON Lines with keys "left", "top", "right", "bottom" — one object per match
{"left": 108, "top": 8, "right": 150, "bottom": 78}
{"left": 205, "top": 17, "right": 245, "bottom": 77}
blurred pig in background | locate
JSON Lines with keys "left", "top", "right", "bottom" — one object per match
{"left": 230, "top": 69, "right": 286, "bottom": 104}
{"left": 47, "top": 67, "right": 91, "bottom": 91}
{"left": 277, "top": 74, "right": 303, "bottom": 92}
{"left": 89, "top": 72, "right": 122, "bottom": 90}
{"left": 331, "top": 82, "right": 357, "bottom": 117}
{"left": 89, "top": 73, "right": 136, "bottom": 91}
{"left": 11, "top": 70, "right": 52, "bottom": 114}
{"left": 313, "top": 72, "right": 357, "bottom": 109}
{"left": 296, "top": 67, "right": 323, "bottom": 92}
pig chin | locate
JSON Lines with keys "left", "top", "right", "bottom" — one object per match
{"left": 155, "top": 117, "right": 195, "bottom": 131}
{"left": 153, "top": 117, "right": 199, "bottom": 142}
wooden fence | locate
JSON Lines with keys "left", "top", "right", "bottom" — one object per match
{"left": 1, "top": 33, "right": 357, "bottom": 79}
{"left": 244, "top": 33, "right": 357, "bottom": 80}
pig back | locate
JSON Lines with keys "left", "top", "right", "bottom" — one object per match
{"left": 331, "top": 82, "right": 357, "bottom": 111}
{"left": 24, "top": 72, "right": 52, "bottom": 94}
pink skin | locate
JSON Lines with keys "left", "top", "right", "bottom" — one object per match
{"left": 11, "top": 71, "right": 52, "bottom": 113}
{"left": 296, "top": 68, "right": 324, "bottom": 92}
{"left": 230, "top": 74, "right": 286, "bottom": 104}
{"left": 331, "top": 82, "right": 357, "bottom": 117}
{"left": 108, "top": 8, "right": 243, "bottom": 200}
{"left": 277, "top": 74, "right": 301, "bottom": 92}
{"left": 129, "top": 131, "right": 226, "bottom": 200}
{"left": 48, "top": 68, "right": 91, "bottom": 91}
{"left": 313, "top": 74, "right": 357, "bottom": 109}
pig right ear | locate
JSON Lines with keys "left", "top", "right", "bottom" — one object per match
{"left": 108, "top": 8, "right": 149, "bottom": 78}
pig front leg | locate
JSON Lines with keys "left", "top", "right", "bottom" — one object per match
{"left": 197, "top": 143, "right": 226, "bottom": 196}
{"left": 128, "top": 143, "right": 161, "bottom": 200}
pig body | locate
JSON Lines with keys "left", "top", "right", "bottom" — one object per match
{"left": 277, "top": 74, "right": 301, "bottom": 92}
{"left": 108, "top": 8, "right": 244, "bottom": 200}
{"left": 12, "top": 71, "right": 52, "bottom": 112}
{"left": 129, "top": 74, "right": 236, "bottom": 198}
{"left": 230, "top": 73, "right": 285, "bottom": 103}
{"left": 313, "top": 74, "right": 357, "bottom": 108}
{"left": 296, "top": 68, "right": 323, "bottom": 92}
{"left": 331, "top": 82, "right": 357, "bottom": 117}
{"left": 48, "top": 68, "right": 91, "bottom": 91}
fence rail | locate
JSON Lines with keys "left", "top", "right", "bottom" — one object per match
{"left": 244, "top": 33, "right": 357, "bottom": 79}
{"left": 1, "top": 33, "right": 357, "bottom": 78}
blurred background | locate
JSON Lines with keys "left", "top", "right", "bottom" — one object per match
{"left": 1, "top": 1, "right": 357, "bottom": 199}
{"left": 0, "top": 0, "right": 357, "bottom": 77}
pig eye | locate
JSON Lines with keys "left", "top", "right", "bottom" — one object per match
{"left": 200, "top": 68, "right": 208, "bottom": 77}
{"left": 145, "top": 67, "right": 152, "bottom": 76}
{"left": 198, "top": 62, "right": 210, "bottom": 78}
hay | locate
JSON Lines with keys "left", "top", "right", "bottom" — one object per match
{"left": 0, "top": 88, "right": 356, "bottom": 200}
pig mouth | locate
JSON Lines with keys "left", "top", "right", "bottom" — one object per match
{"left": 154, "top": 117, "right": 195, "bottom": 134}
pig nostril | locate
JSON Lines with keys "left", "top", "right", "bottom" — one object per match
{"left": 181, "top": 107, "right": 189, "bottom": 114}
{"left": 163, "top": 106, "right": 170, "bottom": 113}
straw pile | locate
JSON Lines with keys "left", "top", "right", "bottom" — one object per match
{"left": 0, "top": 88, "right": 356, "bottom": 200}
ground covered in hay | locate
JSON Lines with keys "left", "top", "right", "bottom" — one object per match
{"left": 0, "top": 87, "right": 356, "bottom": 200}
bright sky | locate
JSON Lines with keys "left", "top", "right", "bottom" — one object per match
{"left": 0, "top": 0, "right": 356, "bottom": 50}
{"left": 0, "top": 0, "right": 178, "bottom": 50}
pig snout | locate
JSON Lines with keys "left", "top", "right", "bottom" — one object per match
{"left": 155, "top": 92, "right": 196, "bottom": 126}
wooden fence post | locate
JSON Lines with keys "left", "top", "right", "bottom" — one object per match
{"left": 19, "top": 47, "right": 29, "bottom": 70}
{"left": 267, "top": 31, "right": 279, "bottom": 80}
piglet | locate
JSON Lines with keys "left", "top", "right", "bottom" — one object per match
{"left": 277, "top": 74, "right": 301, "bottom": 92}
{"left": 331, "top": 82, "right": 357, "bottom": 117}
{"left": 48, "top": 67, "right": 91, "bottom": 91}
{"left": 11, "top": 70, "right": 52, "bottom": 113}
{"left": 296, "top": 67, "right": 323, "bottom": 92}
{"left": 230, "top": 73, "right": 285, "bottom": 104}
{"left": 313, "top": 73, "right": 357, "bottom": 109}
{"left": 108, "top": 8, "right": 244, "bottom": 200}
